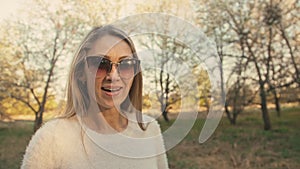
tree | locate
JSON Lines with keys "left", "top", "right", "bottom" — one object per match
{"left": 193, "top": 0, "right": 299, "bottom": 130}
{"left": 0, "top": 0, "right": 87, "bottom": 131}
{"left": 134, "top": 0, "right": 197, "bottom": 122}
{"left": 193, "top": 0, "right": 246, "bottom": 124}
{"left": 193, "top": 68, "right": 211, "bottom": 113}
{"left": 218, "top": 0, "right": 273, "bottom": 130}
{"left": 76, "top": 0, "right": 137, "bottom": 26}
{"left": 139, "top": 34, "right": 190, "bottom": 122}
{"left": 275, "top": 0, "right": 300, "bottom": 87}
{"left": 262, "top": 0, "right": 299, "bottom": 116}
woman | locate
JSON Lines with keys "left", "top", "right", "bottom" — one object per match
{"left": 21, "top": 25, "right": 169, "bottom": 169}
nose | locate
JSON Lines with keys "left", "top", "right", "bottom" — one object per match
{"left": 106, "top": 64, "right": 120, "bottom": 81}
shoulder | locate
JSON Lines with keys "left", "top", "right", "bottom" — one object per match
{"left": 30, "top": 119, "right": 61, "bottom": 142}
{"left": 38, "top": 118, "right": 78, "bottom": 134}
{"left": 22, "top": 118, "right": 81, "bottom": 167}
{"left": 28, "top": 118, "right": 80, "bottom": 146}
{"left": 21, "top": 118, "right": 74, "bottom": 169}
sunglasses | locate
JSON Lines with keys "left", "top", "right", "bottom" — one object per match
{"left": 86, "top": 56, "right": 140, "bottom": 79}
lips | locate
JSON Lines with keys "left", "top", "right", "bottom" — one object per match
{"left": 101, "top": 86, "right": 123, "bottom": 96}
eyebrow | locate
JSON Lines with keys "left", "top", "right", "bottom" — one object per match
{"left": 118, "top": 55, "right": 133, "bottom": 60}
{"left": 95, "top": 54, "right": 134, "bottom": 60}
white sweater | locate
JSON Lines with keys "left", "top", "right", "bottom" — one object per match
{"left": 21, "top": 114, "right": 169, "bottom": 169}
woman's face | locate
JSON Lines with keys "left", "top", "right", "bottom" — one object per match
{"left": 86, "top": 35, "right": 135, "bottom": 110}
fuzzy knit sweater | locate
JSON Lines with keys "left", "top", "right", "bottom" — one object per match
{"left": 21, "top": 114, "right": 169, "bottom": 169}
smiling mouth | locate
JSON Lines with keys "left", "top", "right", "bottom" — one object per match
{"left": 101, "top": 87, "right": 122, "bottom": 93}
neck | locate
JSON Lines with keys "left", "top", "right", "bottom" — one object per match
{"left": 101, "top": 107, "right": 128, "bottom": 132}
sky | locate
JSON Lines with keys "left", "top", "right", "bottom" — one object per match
{"left": 0, "top": 0, "right": 193, "bottom": 22}
{"left": 0, "top": 0, "right": 25, "bottom": 20}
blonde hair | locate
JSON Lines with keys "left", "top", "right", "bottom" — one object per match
{"left": 61, "top": 25, "right": 145, "bottom": 131}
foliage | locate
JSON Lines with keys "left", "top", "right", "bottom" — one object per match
{"left": 0, "top": 0, "right": 299, "bottom": 130}
{"left": 193, "top": 67, "right": 211, "bottom": 113}
{"left": 193, "top": 0, "right": 299, "bottom": 128}
{"left": 0, "top": 0, "right": 89, "bottom": 130}
{"left": 0, "top": 95, "right": 58, "bottom": 116}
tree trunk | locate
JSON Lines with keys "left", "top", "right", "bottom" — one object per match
{"left": 161, "top": 103, "right": 170, "bottom": 122}
{"left": 225, "top": 104, "right": 236, "bottom": 125}
{"left": 260, "top": 83, "right": 271, "bottom": 130}
{"left": 205, "top": 98, "right": 210, "bottom": 114}
{"left": 232, "top": 112, "right": 237, "bottom": 125}
{"left": 34, "top": 108, "right": 44, "bottom": 132}
{"left": 272, "top": 88, "right": 281, "bottom": 117}
{"left": 246, "top": 37, "right": 272, "bottom": 131}
{"left": 162, "top": 73, "right": 170, "bottom": 122}
{"left": 162, "top": 109, "right": 169, "bottom": 122}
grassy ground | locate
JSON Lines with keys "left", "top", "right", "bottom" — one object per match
{"left": 160, "top": 106, "right": 300, "bottom": 169}
{"left": 0, "top": 120, "right": 33, "bottom": 169}
{"left": 0, "top": 106, "right": 299, "bottom": 169}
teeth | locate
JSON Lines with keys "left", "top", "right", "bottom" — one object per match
{"left": 102, "top": 87, "right": 122, "bottom": 92}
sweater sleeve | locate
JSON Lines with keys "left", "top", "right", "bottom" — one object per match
{"left": 21, "top": 120, "right": 60, "bottom": 169}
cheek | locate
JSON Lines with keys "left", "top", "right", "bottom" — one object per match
{"left": 94, "top": 77, "right": 104, "bottom": 90}
{"left": 124, "top": 79, "right": 134, "bottom": 92}
{"left": 96, "top": 69, "right": 106, "bottom": 77}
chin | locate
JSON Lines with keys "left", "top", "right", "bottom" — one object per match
{"left": 98, "top": 98, "right": 125, "bottom": 109}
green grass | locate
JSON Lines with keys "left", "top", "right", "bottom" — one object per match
{"left": 0, "top": 106, "right": 299, "bottom": 169}
{"left": 159, "top": 105, "right": 300, "bottom": 169}
{"left": 0, "top": 120, "right": 33, "bottom": 169}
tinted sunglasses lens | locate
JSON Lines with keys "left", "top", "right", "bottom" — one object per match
{"left": 86, "top": 57, "right": 110, "bottom": 74}
{"left": 119, "top": 59, "right": 138, "bottom": 78}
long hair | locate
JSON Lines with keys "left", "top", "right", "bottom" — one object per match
{"left": 61, "top": 25, "right": 145, "bottom": 131}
